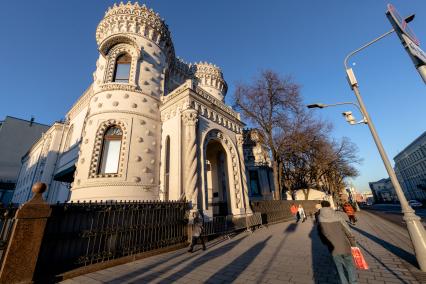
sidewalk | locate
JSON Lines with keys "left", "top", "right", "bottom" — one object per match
{"left": 63, "top": 211, "right": 425, "bottom": 284}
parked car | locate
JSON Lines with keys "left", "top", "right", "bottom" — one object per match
{"left": 408, "top": 200, "right": 423, "bottom": 207}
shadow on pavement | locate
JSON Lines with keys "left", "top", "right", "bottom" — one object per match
{"left": 309, "top": 222, "right": 339, "bottom": 284}
{"left": 128, "top": 235, "right": 249, "bottom": 283}
{"left": 252, "top": 222, "right": 299, "bottom": 282}
{"left": 356, "top": 242, "right": 410, "bottom": 284}
{"left": 284, "top": 222, "right": 298, "bottom": 234}
{"left": 350, "top": 225, "right": 417, "bottom": 267}
{"left": 204, "top": 236, "right": 272, "bottom": 283}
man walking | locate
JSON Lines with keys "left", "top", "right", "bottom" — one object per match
{"left": 318, "top": 201, "right": 358, "bottom": 284}
{"left": 188, "top": 211, "right": 206, "bottom": 253}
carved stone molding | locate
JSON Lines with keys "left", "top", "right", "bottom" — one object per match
{"left": 72, "top": 182, "right": 157, "bottom": 191}
{"left": 104, "top": 43, "right": 140, "bottom": 85}
{"left": 204, "top": 130, "right": 243, "bottom": 208}
{"left": 182, "top": 109, "right": 198, "bottom": 126}
{"left": 88, "top": 119, "right": 128, "bottom": 179}
{"left": 236, "top": 134, "right": 244, "bottom": 146}
{"left": 96, "top": 2, "right": 175, "bottom": 64}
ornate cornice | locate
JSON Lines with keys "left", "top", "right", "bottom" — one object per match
{"left": 88, "top": 110, "right": 159, "bottom": 122}
{"left": 182, "top": 109, "right": 198, "bottom": 126}
{"left": 160, "top": 81, "right": 243, "bottom": 133}
{"left": 96, "top": 2, "right": 174, "bottom": 63}
{"left": 66, "top": 85, "right": 93, "bottom": 121}
{"left": 72, "top": 182, "right": 158, "bottom": 191}
{"left": 95, "top": 83, "right": 160, "bottom": 102}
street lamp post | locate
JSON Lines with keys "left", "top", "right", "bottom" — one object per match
{"left": 344, "top": 32, "right": 426, "bottom": 271}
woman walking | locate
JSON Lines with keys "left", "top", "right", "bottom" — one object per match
{"left": 298, "top": 204, "right": 306, "bottom": 223}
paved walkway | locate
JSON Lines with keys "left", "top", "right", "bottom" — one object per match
{"left": 63, "top": 211, "right": 425, "bottom": 284}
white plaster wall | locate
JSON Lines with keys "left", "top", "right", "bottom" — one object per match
{"left": 66, "top": 105, "right": 88, "bottom": 150}
{"left": 12, "top": 124, "right": 65, "bottom": 204}
{"left": 159, "top": 114, "right": 181, "bottom": 200}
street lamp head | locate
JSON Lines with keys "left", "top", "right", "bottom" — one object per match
{"left": 405, "top": 14, "right": 415, "bottom": 24}
{"left": 307, "top": 103, "right": 326, "bottom": 109}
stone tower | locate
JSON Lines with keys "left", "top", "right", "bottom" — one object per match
{"left": 70, "top": 2, "right": 174, "bottom": 201}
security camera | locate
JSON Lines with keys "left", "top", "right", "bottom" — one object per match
{"left": 342, "top": 111, "right": 356, "bottom": 125}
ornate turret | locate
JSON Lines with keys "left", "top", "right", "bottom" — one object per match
{"left": 71, "top": 2, "right": 169, "bottom": 202}
{"left": 191, "top": 62, "right": 228, "bottom": 101}
{"left": 96, "top": 1, "right": 175, "bottom": 63}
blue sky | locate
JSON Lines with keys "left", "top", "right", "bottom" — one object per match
{"left": 1, "top": 1, "right": 425, "bottom": 193}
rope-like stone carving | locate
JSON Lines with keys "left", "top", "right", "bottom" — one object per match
{"left": 236, "top": 134, "right": 251, "bottom": 212}
{"left": 182, "top": 109, "right": 198, "bottom": 206}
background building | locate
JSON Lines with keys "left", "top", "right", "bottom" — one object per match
{"left": 394, "top": 131, "right": 426, "bottom": 201}
{"left": 0, "top": 116, "right": 49, "bottom": 204}
{"left": 242, "top": 129, "right": 274, "bottom": 201}
{"left": 369, "top": 178, "right": 397, "bottom": 203}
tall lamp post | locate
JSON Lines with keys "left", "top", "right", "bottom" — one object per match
{"left": 309, "top": 22, "right": 426, "bottom": 270}
{"left": 309, "top": 30, "right": 426, "bottom": 269}
{"left": 343, "top": 33, "right": 426, "bottom": 271}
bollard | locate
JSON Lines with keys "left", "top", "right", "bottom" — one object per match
{"left": 0, "top": 182, "right": 52, "bottom": 284}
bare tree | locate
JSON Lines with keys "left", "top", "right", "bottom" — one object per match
{"left": 234, "top": 70, "right": 302, "bottom": 199}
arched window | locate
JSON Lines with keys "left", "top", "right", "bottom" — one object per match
{"left": 113, "top": 53, "right": 131, "bottom": 83}
{"left": 164, "top": 136, "right": 170, "bottom": 200}
{"left": 99, "top": 126, "right": 123, "bottom": 174}
{"left": 63, "top": 125, "right": 74, "bottom": 151}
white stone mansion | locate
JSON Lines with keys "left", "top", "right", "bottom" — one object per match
{"left": 11, "top": 2, "right": 275, "bottom": 217}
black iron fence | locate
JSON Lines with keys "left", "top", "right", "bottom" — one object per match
{"left": 201, "top": 213, "right": 262, "bottom": 237}
{"left": 250, "top": 200, "right": 321, "bottom": 224}
{"left": 34, "top": 201, "right": 189, "bottom": 279}
{"left": 0, "top": 206, "right": 18, "bottom": 263}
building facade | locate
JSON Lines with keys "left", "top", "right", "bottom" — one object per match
{"left": 242, "top": 129, "right": 274, "bottom": 201}
{"left": 369, "top": 178, "right": 397, "bottom": 203}
{"left": 0, "top": 116, "right": 49, "bottom": 204}
{"left": 394, "top": 131, "right": 426, "bottom": 201}
{"left": 13, "top": 2, "right": 255, "bottom": 217}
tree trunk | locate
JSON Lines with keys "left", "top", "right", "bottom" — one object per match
{"left": 278, "top": 161, "right": 284, "bottom": 199}
{"left": 302, "top": 188, "right": 310, "bottom": 200}
{"left": 272, "top": 160, "right": 281, "bottom": 200}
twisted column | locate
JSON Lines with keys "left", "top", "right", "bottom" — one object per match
{"left": 236, "top": 134, "right": 252, "bottom": 214}
{"left": 182, "top": 109, "right": 198, "bottom": 208}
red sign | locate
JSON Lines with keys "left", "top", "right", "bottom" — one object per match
{"left": 387, "top": 4, "right": 420, "bottom": 46}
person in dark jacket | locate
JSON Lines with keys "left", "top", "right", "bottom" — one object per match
{"left": 188, "top": 211, "right": 206, "bottom": 253}
{"left": 318, "top": 201, "right": 358, "bottom": 284}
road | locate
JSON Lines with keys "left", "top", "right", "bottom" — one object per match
{"left": 63, "top": 211, "right": 425, "bottom": 284}
{"left": 363, "top": 204, "right": 426, "bottom": 228}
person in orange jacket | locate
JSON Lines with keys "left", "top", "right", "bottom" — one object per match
{"left": 290, "top": 203, "right": 299, "bottom": 222}
{"left": 342, "top": 202, "right": 357, "bottom": 225}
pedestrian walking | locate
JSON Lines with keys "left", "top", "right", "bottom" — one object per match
{"left": 314, "top": 203, "right": 322, "bottom": 223}
{"left": 298, "top": 204, "right": 306, "bottom": 222}
{"left": 343, "top": 201, "right": 357, "bottom": 225}
{"left": 290, "top": 203, "right": 298, "bottom": 222}
{"left": 188, "top": 211, "right": 206, "bottom": 253}
{"left": 317, "top": 200, "right": 358, "bottom": 284}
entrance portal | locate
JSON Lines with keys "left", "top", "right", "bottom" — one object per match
{"left": 205, "top": 140, "right": 230, "bottom": 216}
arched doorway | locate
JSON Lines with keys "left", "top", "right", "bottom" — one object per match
{"left": 205, "top": 140, "right": 230, "bottom": 216}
